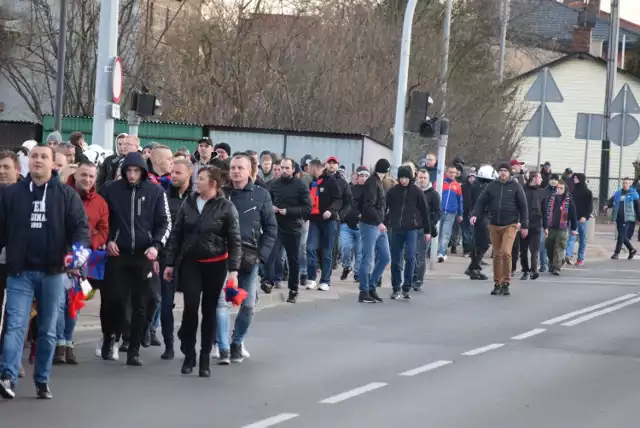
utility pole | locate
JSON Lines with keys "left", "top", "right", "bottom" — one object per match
{"left": 91, "top": 0, "right": 120, "bottom": 151}
{"left": 53, "top": 0, "right": 68, "bottom": 133}
{"left": 497, "top": 0, "right": 511, "bottom": 83}
{"left": 391, "top": 0, "right": 420, "bottom": 177}
{"left": 599, "top": 0, "right": 620, "bottom": 210}
{"left": 430, "top": 0, "right": 453, "bottom": 265}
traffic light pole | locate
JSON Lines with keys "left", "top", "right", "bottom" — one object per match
{"left": 91, "top": 0, "right": 120, "bottom": 151}
{"left": 391, "top": 0, "right": 419, "bottom": 177}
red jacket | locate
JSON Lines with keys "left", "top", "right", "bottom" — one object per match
{"left": 67, "top": 175, "right": 109, "bottom": 250}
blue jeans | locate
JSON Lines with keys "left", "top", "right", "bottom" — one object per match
{"left": 216, "top": 264, "right": 260, "bottom": 350}
{"left": 339, "top": 224, "right": 362, "bottom": 274}
{"left": 299, "top": 221, "right": 309, "bottom": 277}
{"left": 264, "top": 244, "right": 286, "bottom": 283}
{"left": 438, "top": 213, "right": 456, "bottom": 255}
{"left": 390, "top": 229, "right": 418, "bottom": 291}
{"left": 307, "top": 221, "right": 338, "bottom": 284}
{"left": 1, "top": 271, "right": 66, "bottom": 385}
{"left": 566, "top": 220, "right": 588, "bottom": 261}
{"left": 56, "top": 290, "right": 77, "bottom": 346}
{"left": 358, "top": 223, "right": 391, "bottom": 292}
{"left": 539, "top": 232, "right": 548, "bottom": 268}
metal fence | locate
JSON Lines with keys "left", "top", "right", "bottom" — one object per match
{"left": 585, "top": 176, "right": 627, "bottom": 200}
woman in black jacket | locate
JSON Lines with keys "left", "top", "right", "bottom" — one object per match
{"left": 164, "top": 166, "right": 242, "bottom": 377}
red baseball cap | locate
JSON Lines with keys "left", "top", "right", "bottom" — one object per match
{"left": 326, "top": 156, "right": 339, "bottom": 164}
{"left": 510, "top": 159, "right": 524, "bottom": 166}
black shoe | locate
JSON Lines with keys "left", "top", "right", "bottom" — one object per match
{"left": 530, "top": 272, "right": 539, "bottom": 280}
{"left": 469, "top": 270, "right": 488, "bottom": 280}
{"left": 218, "top": 349, "right": 231, "bottom": 365}
{"left": 101, "top": 335, "right": 115, "bottom": 360}
{"left": 501, "top": 283, "right": 511, "bottom": 296}
{"left": 464, "top": 268, "right": 472, "bottom": 277}
{"left": 628, "top": 249, "right": 637, "bottom": 260}
{"left": 340, "top": 267, "right": 352, "bottom": 280}
{"left": 230, "top": 343, "right": 244, "bottom": 364}
{"left": 126, "top": 355, "right": 143, "bottom": 366}
{"left": 142, "top": 330, "right": 151, "bottom": 348}
{"left": 491, "top": 284, "right": 502, "bottom": 295}
{"left": 199, "top": 354, "right": 211, "bottom": 378}
{"left": 300, "top": 275, "right": 308, "bottom": 287}
{"left": 0, "top": 377, "right": 15, "bottom": 399}
{"left": 149, "top": 330, "right": 162, "bottom": 347}
{"left": 369, "top": 288, "right": 383, "bottom": 303}
{"left": 287, "top": 290, "right": 298, "bottom": 303}
{"left": 261, "top": 280, "right": 274, "bottom": 294}
{"left": 35, "top": 382, "right": 52, "bottom": 400}
{"left": 390, "top": 290, "right": 401, "bottom": 300}
{"left": 181, "top": 355, "right": 196, "bottom": 375}
{"left": 520, "top": 272, "right": 529, "bottom": 280}
{"left": 402, "top": 290, "right": 412, "bottom": 300}
{"left": 119, "top": 341, "right": 129, "bottom": 353}
{"left": 358, "top": 290, "right": 376, "bottom": 303}
{"left": 161, "top": 346, "right": 175, "bottom": 360}
{"left": 611, "top": 253, "right": 619, "bottom": 260}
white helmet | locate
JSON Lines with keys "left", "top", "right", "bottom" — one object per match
{"left": 477, "top": 165, "right": 497, "bottom": 180}
{"left": 22, "top": 140, "right": 38, "bottom": 151}
{"left": 84, "top": 149, "right": 100, "bottom": 165}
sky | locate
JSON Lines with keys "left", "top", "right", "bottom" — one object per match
{"left": 601, "top": 1, "right": 640, "bottom": 26}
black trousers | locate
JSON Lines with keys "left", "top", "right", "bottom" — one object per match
{"left": 179, "top": 260, "right": 227, "bottom": 358}
{"left": 268, "top": 232, "right": 302, "bottom": 291}
{"left": 102, "top": 254, "right": 154, "bottom": 355}
{"left": 468, "top": 220, "right": 490, "bottom": 271}
{"left": 615, "top": 221, "right": 636, "bottom": 253}
{"left": 520, "top": 228, "right": 541, "bottom": 273}
{"left": 511, "top": 234, "right": 521, "bottom": 272}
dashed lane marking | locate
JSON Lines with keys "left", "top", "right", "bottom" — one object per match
{"left": 399, "top": 360, "right": 454, "bottom": 377}
{"left": 319, "top": 382, "right": 387, "bottom": 404}
{"left": 541, "top": 294, "right": 638, "bottom": 325}
{"left": 241, "top": 413, "right": 299, "bottom": 428}
{"left": 511, "top": 328, "right": 547, "bottom": 340}
{"left": 461, "top": 343, "right": 505, "bottom": 356}
{"left": 562, "top": 296, "right": 640, "bottom": 327}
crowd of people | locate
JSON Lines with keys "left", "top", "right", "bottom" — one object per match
{"left": 0, "top": 130, "right": 638, "bottom": 401}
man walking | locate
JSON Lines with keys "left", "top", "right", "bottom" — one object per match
{"left": 264, "top": 158, "right": 309, "bottom": 302}
{"left": 470, "top": 162, "right": 528, "bottom": 296}
{"left": 520, "top": 172, "right": 546, "bottom": 280}
{"left": 437, "top": 166, "right": 463, "bottom": 262}
{"left": 413, "top": 169, "right": 441, "bottom": 290}
{"left": 608, "top": 178, "right": 640, "bottom": 260}
{"left": 565, "top": 173, "right": 593, "bottom": 265}
{"left": 340, "top": 166, "right": 369, "bottom": 282}
{"left": 0, "top": 145, "right": 89, "bottom": 400}
{"left": 544, "top": 180, "right": 578, "bottom": 275}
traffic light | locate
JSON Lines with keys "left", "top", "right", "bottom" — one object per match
{"left": 407, "top": 91, "right": 436, "bottom": 137}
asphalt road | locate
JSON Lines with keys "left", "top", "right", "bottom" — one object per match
{"left": 3, "top": 258, "right": 640, "bottom": 428}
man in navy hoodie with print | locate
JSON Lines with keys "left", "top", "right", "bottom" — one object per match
{"left": 0, "top": 145, "right": 89, "bottom": 400}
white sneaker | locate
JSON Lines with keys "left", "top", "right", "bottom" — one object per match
{"left": 437, "top": 254, "right": 445, "bottom": 262}
{"left": 112, "top": 342, "right": 120, "bottom": 361}
{"left": 318, "top": 283, "right": 331, "bottom": 291}
{"left": 213, "top": 344, "right": 220, "bottom": 359}
{"left": 241, "top": 343, "right": 250, "bottom": 358}
{"left": 306, "top": 280, "right": 317, "bottom": 290}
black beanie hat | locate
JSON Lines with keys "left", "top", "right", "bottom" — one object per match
{"left": 397, "top": 165, "right": 413, "bottom": 180}
{"left": 214, "top": 142, "right": 231, "bottom": 156}
{"left": 498, "top": 162, "right": 511, "bottom": 172}
{"left": 375, "top": 158, "right": 391, "bottom": 174}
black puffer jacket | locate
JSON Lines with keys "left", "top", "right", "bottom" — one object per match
{"left": 524, "top": 184, "right": 547, "bottom": 229}
{"left": 344, "top": 183, "right": 365, "bottom": 229}
{"left": 360, "top": 174, "right": 386, "bottom": 226}
{"left": 165, "top": 193, "right": 242, "bottom": 271}
{"left": 423, "top": 187, "right": 441, "bottom": 236}
{"left": 269, "top": 176, "right": 311, "bottom": 235}
{"left": 385, "top": 183, "right": 431, "bottom": 234}
{"left": 571, "top": 173, "right": 593, "bottom": 220}
{"left": 471, "top": 178, "right": 529, "bottom": 228}
{"left": 334, "top": 172, "right": 353, "bottom": 221}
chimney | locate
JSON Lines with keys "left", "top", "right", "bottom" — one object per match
{"left": 586, "top": 0, "right": 601, "bottom": 14}
{"left": 572, "top": 27, "right": 592, "bottom": 53}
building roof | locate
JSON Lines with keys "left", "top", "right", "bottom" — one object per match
{"left": 511, "top": 0, "right": 639, "bottom": 46}
{"left": 509, "top": 51, "right": 640, "bottom": 83}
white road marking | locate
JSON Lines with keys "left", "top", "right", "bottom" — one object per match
{"left": 399, "top": 360, "right": 453, "bottom": 377}
{"left": 461, "top": 343, "right": 504, "bottom": 356}
{"left": 511, "top": 328, "right": 547, "bottom": 340}
{"left": 319, "top": 382, "right": 387, "bottom": 404}
{"left": 541, "top": 294, "right": 638, "bottom": 325}
{"left": 562, "top": 296, "right": 640, "bottom": 327}
{"left": 241, "top": 413, "right": 299, "bottom": 428}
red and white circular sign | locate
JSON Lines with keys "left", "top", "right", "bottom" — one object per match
{"left": 112, "top": 57, "right": 123, "bottom": 104}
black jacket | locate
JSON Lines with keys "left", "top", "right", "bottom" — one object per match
{"left": 224, "top": 181, "right": 277, "bottom": 263}
{"left": 360, "top": 174, "right": 386, "bottom": 226}
{"left": 470, "top": 180, "right": 490, "bottom": 219}
{"left": 309, "top": 172, "right": 342, "bottom": 222}
{"left": 385, "top": 183, "right": 431, "bottom": 234}
{"left": 96, "top": 153, "right": 122, "bottom": 191}
{"left": 571, "top": 173, "right": 593, "bottom": 220}
{"left": 269, "top": 176, "right": 312, "bottom": 235}
{"left": 462, "top": 179, "right": 475, "bottom": 217}
{"left": 100, "top": 152, "right": 172, "bottom": 255}
{"left": 524, "top": 184, "right": 547, "bottom": 229}
{"left": 471, "top": 179, "right": 529, "bottom": 228}
{"left": 423, "top": 187, "right": 441, "bottom": 236}
{"left": 0, "top": 174, "right": 90, "bottom": 275}
{"left": 540, "top": 169, "right": 552, "bottom": 188}
{"left": 165, "top": 194, "right": 242, "bottom": 271}
{"left": 344, "top": 183, "right": 365, "bottom": 228}
{"left": 167, "top": 185, "right": 190, "bottom": 227}
{"left": 334, "top": 173, "right": 353, "bottom": 221}
{"left": 544, "top": 192, "right": 578, "bottom": 231}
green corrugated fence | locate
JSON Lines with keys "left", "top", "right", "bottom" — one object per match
{"left": 41, "top": 115, "right": 206, "bottom": 152}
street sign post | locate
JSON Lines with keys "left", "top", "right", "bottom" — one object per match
{"left": 522, "top": 68, "right": 564, "bottom": 166}
{"left": 575, "top": 113, "right": 604, "bottom": 173}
